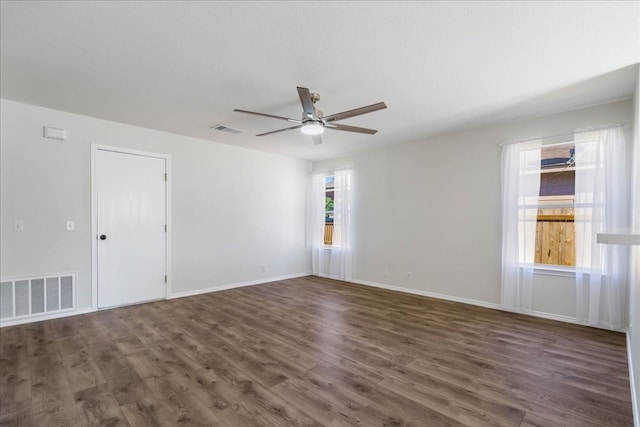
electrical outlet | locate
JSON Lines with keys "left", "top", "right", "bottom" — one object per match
{"left": 261, "top": 264, "right": 267, "bottom": 272}
{"left": 13, "top": 220, "right": 24, "bottom": 232}
{"left": 384, "top": 268, "right": 390, "bottom": 277}
{"left": 406, "top": 272, "right": 412, "bottom": 280}
{"left": 66, "top": 221, "right": 75, "bottom": 231}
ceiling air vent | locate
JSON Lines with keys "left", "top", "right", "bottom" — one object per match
{"left": 211, "top": 124, "right": 242, "bottom": 134}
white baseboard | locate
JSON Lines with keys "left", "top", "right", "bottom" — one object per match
{"left": 168, "top": 272, "right": 312, "bottom": 299}
{"left": 348, "top": 278, "right": 591, "bottom": 327}
{"left": 526, "top": 310, "right": 579, "bottom": 325}
{"left": 0, "top": 273, "right": 312, "bottom": 327}
{"left": 628, "top": 332, "right": 640, "bottom": 427}
{"left": 0, "top": 306, "right": 95, "bottom": 328}
{"left": 349, "top": 279, "right": 502, "bottom": 311}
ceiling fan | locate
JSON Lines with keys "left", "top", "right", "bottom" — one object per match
{"left": 234, "top": 87, "right": 387, "bottom": 145}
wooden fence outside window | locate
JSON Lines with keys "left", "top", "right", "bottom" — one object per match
{"left": 324, "top": 223, "right": 334, "bottom": 245}
{"left": 535, "top": 207, "right": 575, "bottom": 266}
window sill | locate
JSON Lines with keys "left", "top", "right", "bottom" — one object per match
{"left": 533, "top": 264, "right": 576, "bottom": 278}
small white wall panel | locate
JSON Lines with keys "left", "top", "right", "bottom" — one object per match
{"left": 15, "top": 280, "right": 29, "bottom": 316}
{"left": 31, "top": 278, "right": 45, "bottom": 314}
{"left": 61, "top": 276, "right": 73, "bottom": 309}
{"left": 46, "top": 277, "right": 59, "bottom": 311}
{"left": 0, "top": 282, "right": 13, "bottom": 319}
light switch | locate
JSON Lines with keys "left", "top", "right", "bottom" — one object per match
{"left": 66, "top": 221, "right": 75, "bottom": 231}
{"left": 14, "top": 220, "right": 24, "bottom": 232}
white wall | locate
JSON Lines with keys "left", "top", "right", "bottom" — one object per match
{"left": 629, "top": 68, "right": 640, "bottom": 426}
{"left": 0, "top": 99, "right": 310, "bottom": 312}
{"left": 313, "top": 99, "right": 634, "bottom": 320}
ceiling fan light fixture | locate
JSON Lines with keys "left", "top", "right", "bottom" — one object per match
{"left": 301, "top": 122, "right": 325, "bottom": 135}
{"left": 300, "top": 122, "right": 324, "bottom": 135}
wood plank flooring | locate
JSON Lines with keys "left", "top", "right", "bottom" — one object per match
{"left": 0, "top": 276, "right": 633, "bottom": 426}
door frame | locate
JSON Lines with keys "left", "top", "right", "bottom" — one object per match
{"left": 91, "top": 144, "right": 172, "bottom": 310}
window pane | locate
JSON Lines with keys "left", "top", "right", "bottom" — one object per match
{"left": 535, "top": 143, "right": 576, "bottom": 266}
{"left": 324, "top": 176, "right": 334, "bottom": 245}
{"left": 539, "top": 170, "right": 575, "bottom": 197}
{"left": 535, "top": 207, "right": 575, "bottom": 266}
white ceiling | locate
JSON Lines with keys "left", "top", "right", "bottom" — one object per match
{"left": 1, "top": 1, "right": 639, "bottom": 160}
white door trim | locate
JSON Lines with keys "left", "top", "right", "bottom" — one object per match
{"left": 91, "top": 144, "right": 172, "bottom": 311}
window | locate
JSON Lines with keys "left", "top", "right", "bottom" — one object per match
{"left": 309, "top": 169, "right": 353, "bottom": 281}
{"left": 324, "top": 176, "right": 334, "bottom": 245}
{"left": 501, "top": 127, "right": 628, "bottom": 324}
{"left": 535, "top": 143, "right": 575, "bottom": 266}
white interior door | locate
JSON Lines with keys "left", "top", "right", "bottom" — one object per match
{"left": 96, "top": 149, "right": 167, "bottom": 309}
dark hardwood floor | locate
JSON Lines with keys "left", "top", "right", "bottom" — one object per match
{"left": 0, "top": 276, "right": 633, "bottom": 426}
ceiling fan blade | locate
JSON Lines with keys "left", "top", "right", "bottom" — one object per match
{"left": 312, "top": 135, "right": 323, "bottom": 145}
{"left": 256, "top": 124, "right": 302, "bottom": 137}
{"left": 329, "top": 123, "right": 378, "bottom": 135}
{"left": 297, "top": 87, "right": 317, "bottom": 120}
{"left": 234, "top": 109, "right": 301, "bottom": 123}
{"left": 322, "top": 102, "right": 387, "bottom": 123}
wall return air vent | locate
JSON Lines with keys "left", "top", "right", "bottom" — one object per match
{"left": 0, "top": 273, "right": 76, "bottom": 323}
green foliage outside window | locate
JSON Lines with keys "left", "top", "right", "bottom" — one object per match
{"left": 325, "top": 197, "right": 334, "bottom": 212}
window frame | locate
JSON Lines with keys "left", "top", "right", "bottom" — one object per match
{"left": 323, "top": 175, "right": 335, "bottom": 247}
{"left": 520, "top": 141, "right": 577, "bottom": 269}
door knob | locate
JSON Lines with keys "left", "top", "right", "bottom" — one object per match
{"left": 99, "top": 234, "right": 107, "bottom": 240}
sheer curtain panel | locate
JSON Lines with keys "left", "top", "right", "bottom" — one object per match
{"left": 308, "top": 172, "right": 326, "bottom": 276}
{"left": 328, "top": 168, "right": 353, "bottom": 281}
{"left": 575, "top": 127, "right": 629, "bottom": 330}
{"left": 307, "top": 169, "right": 353, "bottom": 281}
{"left": 501, "top": 140, "right": 541, "bottom": 313}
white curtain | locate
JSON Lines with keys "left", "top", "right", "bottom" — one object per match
{"left": 308, "top": 169, "right": 353, "bottom": 281}
{"left": 501, "top": 140, "right": 541, "bottom": 313}
{"left": 307, "top": 172, "right": 325, "bottom": 275}
{"left": 575, "top": 127, "right": 629, "bottom": 330}
{"left": 328, "top": 168, "right": 353, "bottom": 281}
